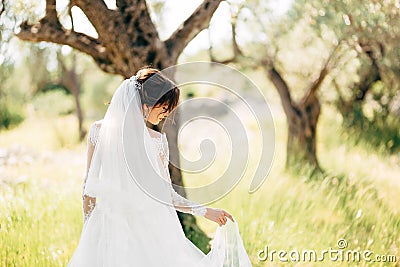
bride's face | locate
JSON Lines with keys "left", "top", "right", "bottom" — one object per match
{"left": 145, "top": 103, "right": 170, "bottom": 125}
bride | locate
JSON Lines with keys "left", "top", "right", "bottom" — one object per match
{"left": 67, "top": 67, "right": 252, "bottom": 266}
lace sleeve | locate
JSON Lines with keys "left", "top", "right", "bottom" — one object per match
{"left": 158, "top": 134, "right": 207, "bottom": 217}
{"left": 82, "top": 122, "right": 101, "bottom": 193}
{"left": 170, "top": 186, "right": 207, "bottom": 217}
{"left": 88, "top": 122, "right": 101, "bottom": 146}
{"left": 82, "top": 122, "right": 101, "bottom": 224}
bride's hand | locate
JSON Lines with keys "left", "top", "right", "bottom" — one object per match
{"left": 204, "top": 207, "right": 234, "bottom": 226}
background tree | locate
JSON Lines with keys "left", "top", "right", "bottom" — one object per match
{"left": 217, "top": 0, "right": 346, "bottom": 172}
{"left": 57, "top": 51, "right": 86, "bottom": 141}
{"left": 0, "top": 0, "right": 28, "bottom": 130}
{"left": 215, "top": 0, "right": 400, "bottom": 172}
{"left": 298, "top": 0, "right": 400, "bottom": 153}
{"left": 19, "top": 44, "right": 86, "bottom": 140}
{"left": 15, "top": 0, "right": 225, "bottom": 251}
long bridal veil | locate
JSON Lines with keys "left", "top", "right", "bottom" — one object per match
{"left": 68, "top": 77, "right": 252, "bottom": 267}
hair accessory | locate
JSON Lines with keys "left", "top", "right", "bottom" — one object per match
{"left": 129, "top": 75, "right": 142, "bottom": 92}
{"left": 127, "top": 75, "right": 148, "bottom": 120}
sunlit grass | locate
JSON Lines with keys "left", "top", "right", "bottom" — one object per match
{"left": 0, "top": 113, "right": 82, "bottom": 150}
{"left": 194, "top": 106, "right": 400, "bottom": 266}
{"left": 0, "top": 181, "right": 82, "bottom": 266}
{"left": 1, "top": 108, "right": 399, "bottom": 266}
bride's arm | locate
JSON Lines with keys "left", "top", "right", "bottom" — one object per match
{"left": 82, "top": 123, "right": 99, "bottom": 223}
{"left": 162, "top": 135, "right": 234, "bottom": 226}
{"left": 169, "top": 186, "right": 234, "bottom": 226}
{"left": 169, "top": 187, "right": 207, "bottom": 217}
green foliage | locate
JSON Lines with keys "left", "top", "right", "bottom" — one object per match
{"left": 343, "top": 112, "right": 400, "bottom": 155}
{"left": 40, "top": 83, "right": 71, "bottom": 95}
{"left": 291, "top": 0, "right": 400, "bottom": 42}
{"left": 31, "top": 90, "right": 75, "bottom": 116}
{"left": 178, "top": 212, "right": 211, "bottom": 254}
{"left": 0, "top": 99, "right": 24, "bottom": 130}
{"left": 80, "top": 69, "right": 122, "bottom": 119}
{"left": 0, "top": 58, "right": 26, "bottom": 130}
{"left": 339, "top": 80, "right": 400, "bottom": 154}
{"left": 288, "top": 0, "right": 400, "bottom": 156}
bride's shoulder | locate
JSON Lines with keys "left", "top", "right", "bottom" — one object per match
{"left": 88, "top": 120, "right": 103, "bottom": 146}
{"left": 91, "top": 120, "right": 103, "bottom": 130}
{"left": 93, "top": 119, "right": 103, "bottom": 127}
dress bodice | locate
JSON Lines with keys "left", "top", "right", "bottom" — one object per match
{"left": 88, "top": 120, "right": 169, "bottom": 174}
{"left": 146, "top": 127, "right": 170, "bottom": 176}
{"left": 86, "top": 120, "right": 207, "bottom": 217}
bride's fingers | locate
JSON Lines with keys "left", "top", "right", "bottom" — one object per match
{"left": 223, "top": 211, "right": 234, "bottom": 222}
{"left": 220, "top": 217, "right": 227, "bottom": 225}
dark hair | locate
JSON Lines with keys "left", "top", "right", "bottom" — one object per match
{"left": 136, "top": 67, "right": 180, "bottom": 113}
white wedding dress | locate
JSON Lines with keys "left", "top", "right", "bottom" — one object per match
{"left": 67, "top": 77, "right": 252, "bottom": 267}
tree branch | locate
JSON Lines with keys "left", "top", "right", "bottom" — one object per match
{"left": 0, "top": 0, "right": 5, "bottom": 17}
{"left": 332, "top": 79, "right": 349, "bottom": 109}
{"left": 209, "top": 4, "right": 243, "bottom": 64}
{"left": 165, "top": 0, "right": 223, "bottom": 61}
{"left": 231, "top": 14, "right": 242, "bottom": 58}
{"left": 116, "top": 0, "right": 136, "bottom": 9}
{"left": 56, "top": 49, "right": 68, "bottom": 76}
{"left": 44, "top": 0, "right": 59, "bottom": 25}
{"left": 301, "top": 43, "right": 341, "bottom": 106}
{"left": 262, "top": 58, "right": 298, "bottom": 118}
{"left": 17, "top": 21, "right": 116, "bottom": 74}
{"left": 70, "top": 0, "right": 116, "bottom": 41}
{"left": 72, "top": 0, "right": 162, "bottom": 76}
{"left": 68, "top": 0, "right": 75, "bottom": 31}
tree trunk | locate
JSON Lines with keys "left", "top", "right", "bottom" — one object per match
{"left": 286, "top": 98, "right": 321, "bottom": 169}
{"left": 58, "top": 52, "right": 86, "bottom": 141}
{"left": 71, "top": 82, "right": 85, "bottom": 141}
{"left": 262, "top": 51, "right": 334, "bottom": 172}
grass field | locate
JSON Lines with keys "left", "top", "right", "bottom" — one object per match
{"left": 1, "top": 107, "right": 399, "bottom": 266}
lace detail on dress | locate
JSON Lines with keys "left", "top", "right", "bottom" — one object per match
{"left": 170, "top": 186, "right": 207, "bottom": 217}
{"left": 88, "top": 122, "right": 101, "bottom": 146}
{"left": 83, "top": 198, "right": 96, "bottom": 224}
{"left": 151, "top": 130, "right": 207, "bottom": 217}
{"left": 83, "top": 121, "right": 102, "bottom": 197}
{"left": 153, "top": 133, "right": 169, "bottom": 175}
{"left": 82, "top": 121, "right": 102, "bottom": 223}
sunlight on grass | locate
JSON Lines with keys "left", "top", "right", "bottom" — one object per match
{"left": 0, "top": 114, "right": 82, "bottom": 150}
{"left": 1, "top": 110, "right": 399, "bottom": 266}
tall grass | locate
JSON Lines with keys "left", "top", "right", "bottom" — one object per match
{"left": 1, "top": 109, "right": 399, "bottom": 266}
